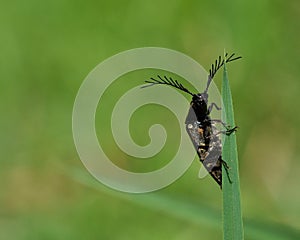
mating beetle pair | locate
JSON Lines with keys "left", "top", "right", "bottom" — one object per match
{"left": 144, "top": 53, "right": 241, "bottom": 188}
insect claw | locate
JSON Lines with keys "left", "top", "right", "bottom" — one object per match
{"left": 225, "top": 126, "right": 238, "bottom": 136}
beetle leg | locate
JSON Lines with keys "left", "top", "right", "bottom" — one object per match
{"left": 208, "top": 102, "right": 221, "bottom": 114}
{"left": 220, "top": 158, "right": 232, "bottom": 184}
{"left": 210, "top": 119, "right": 230, "bottom": 129}
{"left": 214, "top": 126, "right": 238, "bottom": 136}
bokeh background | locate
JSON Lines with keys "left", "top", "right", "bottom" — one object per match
{"left": 1, "top": 0, "right": 300, "bottom": 239}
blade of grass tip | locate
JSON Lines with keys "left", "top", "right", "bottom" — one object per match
{"left": 221, "top": 53, "right": 244, "bottom": 240}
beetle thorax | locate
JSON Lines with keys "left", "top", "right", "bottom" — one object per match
{"left": 191, "top": 93, "right": 209, "bottom": 121}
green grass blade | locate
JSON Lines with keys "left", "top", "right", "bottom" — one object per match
{"left": 221, "top": 58, "right": 244, "bottom": 239}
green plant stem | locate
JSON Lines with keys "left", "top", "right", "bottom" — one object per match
{"left": 221, "top": 60, "right": 244, "bottom": 240}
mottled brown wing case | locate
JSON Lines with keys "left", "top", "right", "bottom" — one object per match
{"left": 185, "top": 119, "right": 223, "bottom": 187}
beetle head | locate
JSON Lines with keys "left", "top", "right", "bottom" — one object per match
{"left": 192, "top": 92, "right": 208, "bottom": 106}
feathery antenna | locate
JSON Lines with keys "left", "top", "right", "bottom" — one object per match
{"left": 143, "top": 75, "right": 195, "bottom": 96}
{"left": 143, "top": 53, "right": 241, "bottom": 95}
{"left": 205, "top": 53, "right": 242, "bottom": 93}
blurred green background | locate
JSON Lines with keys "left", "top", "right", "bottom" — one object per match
{"left": 1, "top": 0, "right": 300, "bottom": 239}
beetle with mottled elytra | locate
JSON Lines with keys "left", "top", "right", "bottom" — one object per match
{"left": 143, "top": 53, "right": 241, "bottom": 188}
